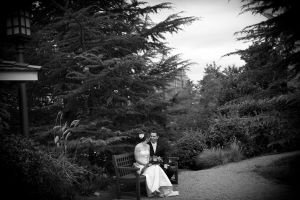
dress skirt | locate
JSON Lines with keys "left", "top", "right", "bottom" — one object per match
{"left": 134, "top": 163, "right": 179, "bottom": 197}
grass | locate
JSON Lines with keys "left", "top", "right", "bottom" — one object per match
{"left": 254, "top": 153, "right": 300, "bottom": 187}
{"left": 194, "top": 141, "right": 244, "bottom": 170}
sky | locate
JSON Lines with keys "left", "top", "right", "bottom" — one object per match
{"left": 145, "top": 0, "right": 266, "bottom": 82}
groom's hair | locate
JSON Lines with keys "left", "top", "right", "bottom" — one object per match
{"left": 150, "top": 132, "right": 159, "bottom": 137}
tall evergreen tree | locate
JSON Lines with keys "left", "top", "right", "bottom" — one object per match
{"left": 21, "top": 0, "right": 196, "bottom": 130}
{"left": 238, "top": 0, "right": 300, "bottom": 89}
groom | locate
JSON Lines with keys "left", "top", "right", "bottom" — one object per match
{"left": 148, "top": 132, "right": 175, "bottom": 181}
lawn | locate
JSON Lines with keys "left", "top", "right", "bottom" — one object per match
{"left": 254, "top": 153, "right": 300, "bottom": 187}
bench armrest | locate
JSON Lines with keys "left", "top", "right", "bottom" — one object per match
{"left": 168, "top": 157, "right": 179, "bottom": 168}
{"left": 168, "top": 156, "right": 179, "bottom": 161}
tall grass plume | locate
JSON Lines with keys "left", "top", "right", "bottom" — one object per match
{"left": 194, "top": 139, "right": 244, "bottom": 170}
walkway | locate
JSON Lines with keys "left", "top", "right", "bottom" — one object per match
{"left": 78, "top": 151, "right": 299, "bottom": 200}
{"left": 144, "top": 151, "right": 299, "bottom": 200}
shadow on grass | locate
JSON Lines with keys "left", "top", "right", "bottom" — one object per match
{"left": 254, "top": 153, "right": 300, "bottom": 187}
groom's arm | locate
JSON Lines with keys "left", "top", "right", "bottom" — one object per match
{"left": 158, "top": 139, "right": 171, "bottom": 163}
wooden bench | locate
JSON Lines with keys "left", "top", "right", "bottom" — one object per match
{"left": 112, "top": 152, "right": 179, "bottom": 200}
{"left": 167, "top": 156, "right": 179, "bottom": 184}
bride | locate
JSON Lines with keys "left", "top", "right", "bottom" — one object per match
{"left": 133, "top": 133, "right": 179, "bottom": 197}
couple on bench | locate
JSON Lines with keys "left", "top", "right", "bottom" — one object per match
{"left": 133, "top": 132, "right": 179, "bottom": 198}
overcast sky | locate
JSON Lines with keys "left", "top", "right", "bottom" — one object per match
{"left": 145, "top": 0, "right": 265, "bottom": 82}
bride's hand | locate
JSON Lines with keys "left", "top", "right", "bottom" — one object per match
{"left": 146, "top": 163, "right": 152, "bottom": 167}
{"left": 157, "top": 156, "right": 163, "bottom": 162}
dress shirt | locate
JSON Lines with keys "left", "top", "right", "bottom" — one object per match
{"left": 151, "top": 142, "right": 157, "bottom": 153}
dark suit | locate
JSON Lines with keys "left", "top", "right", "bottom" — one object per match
{"left": 149, "top": 140, "right": 167, "bottom": 160}
{"left": 148, "top": 139, "right": 174, "bottom": 179}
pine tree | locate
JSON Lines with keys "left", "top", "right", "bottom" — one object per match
{"left": 238, "top": 0, "right": 300, "bottom": 87}
{"left": 24, "top": 0, "right": 197, "bottom": 130}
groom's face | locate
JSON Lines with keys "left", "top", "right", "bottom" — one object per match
{"left": 150, "top": 132, "right": 159, "bottom": 143}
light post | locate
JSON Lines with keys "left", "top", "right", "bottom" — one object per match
{"left": 6, "top": 8, "right": 32, "bottom": 137}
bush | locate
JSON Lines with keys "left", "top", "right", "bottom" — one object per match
{"left": 194, "top": 148, "right": 224, "bottom": 169}
{"left": 213, "top": 95, "right": 300, "bottom": 157}
{"left": 207, "top": 114, "right": 290, "bottom": 157}
{"left": 0, "top": 134, "right": 84, "bottom": 200}
{"left": 75, "top": 165, "right": 112, "bottom": 195}
{"left": 173, "top": 131, "right": 207, "bottom": 169}
{"left": 83, "top": 143, "right": 135, "bottom": 175}
{"left": 194, "top": 140, "right": 244, "bottom": 170}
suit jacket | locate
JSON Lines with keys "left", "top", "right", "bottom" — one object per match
{"left": 148, "top": 139, "right": 169, "bottom": 162}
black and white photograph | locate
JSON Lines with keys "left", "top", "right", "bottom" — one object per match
{"left": 0, "top": 0, "right": 299, "bottom": 200}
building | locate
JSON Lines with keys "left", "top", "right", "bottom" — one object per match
{"left": 163, "top": 69, "right": 189, "bottom": 100}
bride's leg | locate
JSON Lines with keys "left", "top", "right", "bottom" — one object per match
{"left": 146, "top": 186, "right": 154, "bottom": 197}
{"left": 144, "top": 166, "right": 160, "bottom": 197}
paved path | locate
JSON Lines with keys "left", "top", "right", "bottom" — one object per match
{"left": 143, "top": 151, "right": 300, "bottom": 200}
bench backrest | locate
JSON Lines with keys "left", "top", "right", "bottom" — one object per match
{"left": 112, "top": 152, "right": 135, "bottom": 178}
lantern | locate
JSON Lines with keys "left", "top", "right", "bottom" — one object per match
{"left": 6, "top": 9, "right": 31, "bottom": 41}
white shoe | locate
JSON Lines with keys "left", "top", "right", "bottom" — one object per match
{"left": 166, "top": 191, "right": 179, "bottom": 197}
{"left": 147, "top": 193, "right": 155, "bottom": 197}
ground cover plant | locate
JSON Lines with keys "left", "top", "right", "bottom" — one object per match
{"left": 0, "top": 133, "right": 85, "bottom": 200}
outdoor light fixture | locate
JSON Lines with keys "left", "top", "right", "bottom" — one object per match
{"left": 6, "top": 9, "right": 31, "bottom": 40}
{"left": 1, "top": 4, "right": 34, "bottom": 137}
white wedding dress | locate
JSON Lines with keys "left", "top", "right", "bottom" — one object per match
{"left": 134, "top": 143, "right": 179, "bottom": 197}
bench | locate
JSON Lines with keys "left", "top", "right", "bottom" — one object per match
{"left": 112, "top": 152, "right": 179, "bottom": 200}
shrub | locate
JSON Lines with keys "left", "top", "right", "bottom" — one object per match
{"left": 82, "top": 143, "right": 135, "bottom": 176}
{"left": 207, "top": 113, "right": 289, "bottom": 157}
{"left": 75, "top": 165, "right": 112, "bottom": 195}
{"left": 225, "top": 140, "right": 244, "bottom": 162}
{"left": 194, "top": 139, "right": 244, "bottom": 170}
{"left": 0, "top": 134, "right": 85, "bottom": 200}
{"left": 172, "top": 131, "right": 207, "bottom": 169}
{"left": 213, "top": 95, "right": 300, "bottom": 157}
{"left": 194, "top": 148, "right": 224, "bottom": 169}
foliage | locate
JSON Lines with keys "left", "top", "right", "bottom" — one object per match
{"left": 166, "top": 80, "right": 202, "bottom": 132}
{"left": 194, "top": 139, "right": 244, "bottom": 170}
{"left": 189, "top": 0, "right": 300, "bottom": 158}
{"left": 0, "top": 134, "right": 86, "bottom": 200}
{"left": 13, "top": 0, "right": 197, "bottom": 132}
{"left": 172, "top": 131, "right": 207, "bottom": 169}
{"left": 30, "top": 110, "right": 137, "bottom": 192}
{"left": 52, "top": 111, "right": 80, "bottom": 156}
{"left": 0, "top": 86, "right": 10, "bottom": 131}
{"left": 192, "top": 63, "right": 228, "bottom": 131}
{"left": 237, "top": 0, "right": 300, "bottom": 90}
{"left": 75, "top": 164, "right": 112, "bottom": 195}
{"left": 32, "top": 112, "right": 146, "bottom": 177}
{"left": 1, "top": 3, "right": 198, "bottom": 196}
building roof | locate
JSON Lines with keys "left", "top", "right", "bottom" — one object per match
{"left": 0, "top": 60, "right": 41, "bottom": 72}
{"left": 0, "top": 60, "right": 41, "bottom": 81}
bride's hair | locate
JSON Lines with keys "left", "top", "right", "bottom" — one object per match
{"left": 136, "top": 132, "right": 149, "bottom": 144}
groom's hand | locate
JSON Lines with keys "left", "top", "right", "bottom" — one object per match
{"left": 157, "top": 156, "right": 163, "bottom": 162}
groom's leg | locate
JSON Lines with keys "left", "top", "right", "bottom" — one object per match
{"left": 166, "top": 166, "right": 175, "bottom": 180}
{"left": 161, "top": 164, "right": 174, "bottom": 180}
